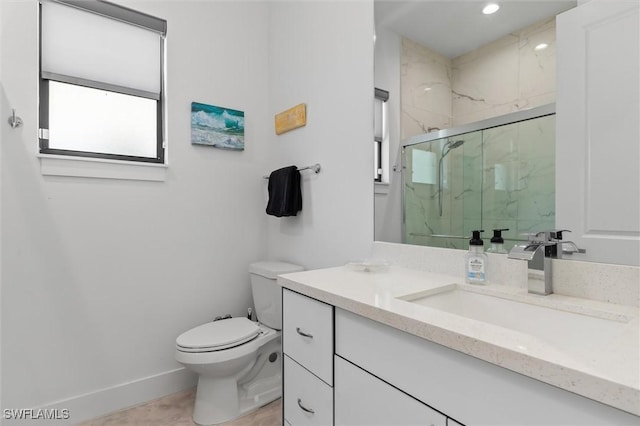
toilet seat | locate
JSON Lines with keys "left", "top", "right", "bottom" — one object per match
{"left": 176, "top": 317, "right": 261, "bottom": 353}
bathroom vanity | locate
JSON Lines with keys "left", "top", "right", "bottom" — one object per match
{"left": 278, "top": 257, "right": 639, "bottom": 426}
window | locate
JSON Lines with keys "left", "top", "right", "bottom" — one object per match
{"left": 374, "top": 88, "right": 389, "bottom": 182}
{"left": 39, "top": 0, "right": 167, "bottom": 163}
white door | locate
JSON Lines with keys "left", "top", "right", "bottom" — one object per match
{"left": 556, "top": 0, "right": 640, "bottom": 265}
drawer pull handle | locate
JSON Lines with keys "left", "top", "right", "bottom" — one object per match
{"left": 296, "top": 327, "right": 314, "bottom": 339}
{"left": 297, "top": 398, "right": 315, "bottom": 414}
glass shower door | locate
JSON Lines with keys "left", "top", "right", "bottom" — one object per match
{"left": 403, "top": 130, "right": 483, "bottom": 249}
{"left": 403, "top": 112, "right": 556, "bottom": 251}
{"left": 481, "top": 115, "right": 556, "bottom": 251}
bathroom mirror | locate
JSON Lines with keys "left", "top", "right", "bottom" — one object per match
{"left": 373, "top": 1, "right": 579, "bottom": 253}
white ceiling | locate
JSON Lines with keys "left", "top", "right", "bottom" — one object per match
{"left": 375, "top": 1, "right": 577, "bottom": 58}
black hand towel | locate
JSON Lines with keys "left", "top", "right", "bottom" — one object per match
{"left": 266, "top": 166, "right": 302, "bottom": 217}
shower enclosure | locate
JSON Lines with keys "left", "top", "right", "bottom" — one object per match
{"left": 403, "top": 104, "right": 556, "bottom": 251}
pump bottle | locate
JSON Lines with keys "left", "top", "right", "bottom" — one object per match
{"left": 487, "top": 228, "right": 509, "bottom": 254}
{"left": 465, "top": 230, "right": 488, "bottom": 284}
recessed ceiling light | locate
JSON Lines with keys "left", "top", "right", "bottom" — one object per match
{"left": 482, "top": 3, "right": 500, "bottom": 15}
{"left": 535, "top": 43, "right": 549, "bottom": 51}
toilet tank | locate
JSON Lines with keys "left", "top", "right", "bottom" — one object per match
{"left": 250, "top": 261, "right": 304, "bottom": 330}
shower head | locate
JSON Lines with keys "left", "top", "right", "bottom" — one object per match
{"left": 441, "top": 139, "right": 464, "bottom": 159}
{"left": 449, "top": 139, "right": 464, "bottom": 149}
{"left": 444, "top": 139, "right": 464, "bottom": 151}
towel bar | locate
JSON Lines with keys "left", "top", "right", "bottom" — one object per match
{"left": 263, "top": 163, "right": 321, "bottom": 179}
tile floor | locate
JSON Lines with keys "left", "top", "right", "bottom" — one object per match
{"left": 76, "top": 389, "right": 282, "bottom": 426}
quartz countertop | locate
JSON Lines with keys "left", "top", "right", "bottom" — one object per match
{"left": 277, "top": 265, "right": 640, "bottom": 416}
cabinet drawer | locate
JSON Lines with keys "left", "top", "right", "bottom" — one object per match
{"left": 335, "top": 356, "right": 446, "bottom": 426}
{"left": 284, "top": 355, "right": 333, "bottom": 426}
{"left": 283, "top": 289, "right": 333, "bottom": 385}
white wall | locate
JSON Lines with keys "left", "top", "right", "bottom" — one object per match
{"left": 266, "top": 1, "right": 375, "bottom": 269}
{"left": 0, "top": 0, "right": 4, "bottom": 415}
{"left": 1, "top": 0, "right": 271, "bottom": 422}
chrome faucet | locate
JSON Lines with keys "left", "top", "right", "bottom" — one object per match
{"left": 508, "top": 231, "right": 562, "bottom": 295}
{"left": 552, "top": 230, "right": 585, "bottom": 256}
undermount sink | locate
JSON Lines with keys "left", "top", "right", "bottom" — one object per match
{"left": 397, "top": 284, "right": 638, "bottom": 381}
{"left": 400, "top": 283, "right": 631, "bottom": 327}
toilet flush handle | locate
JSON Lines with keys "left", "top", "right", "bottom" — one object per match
{"left": 296, "top": 327, "right": 313, "bottom": 339}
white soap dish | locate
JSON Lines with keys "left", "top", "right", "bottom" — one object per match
{"left": 345, "top": 260, "right": 390, "bottom": 273}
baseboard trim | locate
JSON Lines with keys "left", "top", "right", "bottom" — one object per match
{"left": 33, "top": 367, "right": 196, "bottom": 425}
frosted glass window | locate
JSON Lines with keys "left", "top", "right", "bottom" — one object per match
{"left": 48, "top": 81, "right": 157, "bottom": 158}
{"left": 412, "top": 150, "right": 436, "bottom": 184}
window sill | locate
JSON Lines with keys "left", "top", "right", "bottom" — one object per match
{"left": 374, "top": 182, "right": 390, "bottom": 195}
{"left": 39, "top": 154, "right": 167, "bottom": 182}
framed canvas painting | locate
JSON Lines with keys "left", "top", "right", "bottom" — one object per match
{"left": 191, "top": 102, "right": 245, "bottom": 150}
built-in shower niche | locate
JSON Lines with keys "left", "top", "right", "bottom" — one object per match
{"left": 403, "top": 105, "right": 556, "bottom": 251}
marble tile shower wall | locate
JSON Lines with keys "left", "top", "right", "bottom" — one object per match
{"left": 401, "top": 17, "right": 557, "bottom": 136}
{"left": 401, "top": 38, "right": 453, "bottom": 139}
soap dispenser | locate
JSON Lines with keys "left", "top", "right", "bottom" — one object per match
{"left": 487, "top": 228, "right": 509, "bottom": 254}
{"left": 465, "top": 230, "right": 487, "bottom": 284}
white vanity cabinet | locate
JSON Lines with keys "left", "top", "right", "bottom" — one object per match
{"left": 282, "top": 289, "right": 638, "bottom": 425}
{"left": 334, "top": 356, "right": 447, "bottom": 426}
{"left": 282, "top": 289, "right": 334, "bottom": 425}
{"left": 284, "top": 355, "right": 333, "bottom": 426}
{"left": 282, "top": 288, "right": 460, "bottom": 426}
{"left": 335, "top": 308, "right": 638, "bottom": 426}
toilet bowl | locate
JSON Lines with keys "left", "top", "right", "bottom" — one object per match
{"left": 175, "top": 261, "right": 303, "bottom": 425}
{"left": 176, "top": 319, "right": 281, "bottom": 425}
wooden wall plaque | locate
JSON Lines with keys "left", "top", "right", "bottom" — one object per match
{"left": 275, "top": 103, "right": 306, "bottom": 135}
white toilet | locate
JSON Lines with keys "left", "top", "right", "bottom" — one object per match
{"left": 175, "top": 261, "right": 303, "bottom": 425}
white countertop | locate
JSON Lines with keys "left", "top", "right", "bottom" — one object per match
{"left": 278, "top": 265, "right": 640, "bottom": 416}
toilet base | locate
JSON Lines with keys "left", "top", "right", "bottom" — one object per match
{"left": 189, "top": 336, "right": 283, "bottom": 426}
{"left": 193, "top": 372, "right": 282, "bottom": 425}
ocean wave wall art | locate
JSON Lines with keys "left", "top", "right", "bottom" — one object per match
{"left": 191, "top": 102, "right": 245, "bottom": 151}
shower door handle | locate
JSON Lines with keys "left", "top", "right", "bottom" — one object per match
{"left": 296, "top": 327, "right": 313, "bottom": 339}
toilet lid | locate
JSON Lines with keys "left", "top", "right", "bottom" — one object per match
{"left": 176, "top": 318, "right": 261, "bottom": 352}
